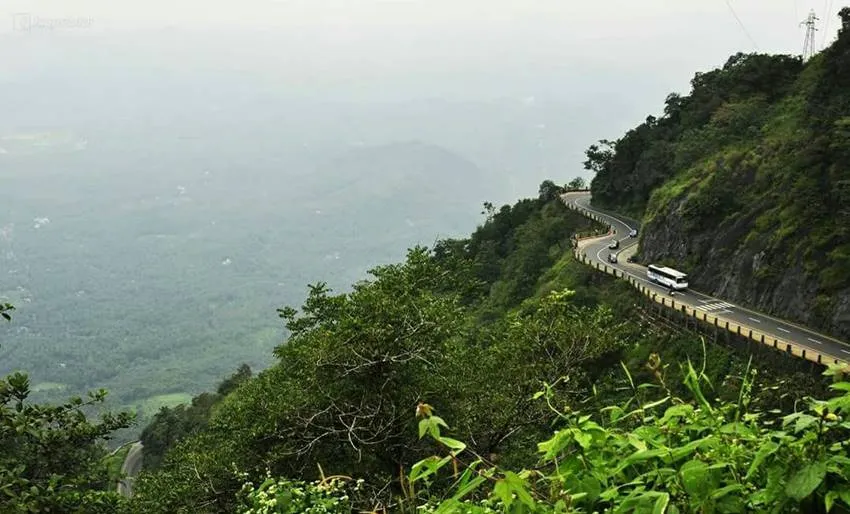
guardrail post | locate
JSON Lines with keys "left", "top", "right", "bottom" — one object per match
{"left": 748, "top": 329, "right": 752, "bottom": 339}
{"left": 773, "top": 339, "right": 778, "bottom": 349}
{"left": 725, "top": 321, "right": 729, "bottom": 330}
{"left": 760, "top": 335, "right": 764, "bottom": 344}
{"left": 818, "top": 355, "right": 822, "bottom": 364}
{"left": 737, "top": 326, "right": 741, "bottom": 335}
{"left": 661, "top": 298, "right": 665, "bottom": 307}
{"left": 802, "top": 349, "right": 806, "bottom": 359}
{"left": 786, "top": 344, "right": 792, "bottom": 354}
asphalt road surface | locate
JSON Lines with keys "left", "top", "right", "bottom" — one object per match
{"left": 563, "top": 191, "right": 850, "bottom": 365}
{"left": 117, "top": 442, "right": 144, "bottom": 498}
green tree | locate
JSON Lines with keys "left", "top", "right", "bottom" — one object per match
{"left": 537, "top": 180, "right": 564, "bottom": 202}
{"left": 566, "top": 176, "right": 586, "bottom": 190}
{"left": 0, "top": 373, "right": 134, "bottom": 513}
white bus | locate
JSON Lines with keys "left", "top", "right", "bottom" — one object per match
{"left": 647, "top": 264, "right": 689, "bottom": 291}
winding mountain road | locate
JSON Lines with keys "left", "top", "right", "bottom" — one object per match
{"left": 563, "top": 191, "right": 850, "bottom": 366}
{"left": 117, "top": 442, "right": 143, "bottom": 498}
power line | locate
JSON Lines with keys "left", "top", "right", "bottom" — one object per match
{"left": 724, "top": 0, "right": 760, "bottom": 50}
{"left": 823, "top": 0, "right": 835, "bottom": 47}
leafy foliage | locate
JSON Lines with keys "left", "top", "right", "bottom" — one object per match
{"left": 127, "top": 186, "right": 836, "bottom": 513}
{"left": 238, "top": 475, "right": 357, "bottom": 514}
{"left": 128, "top": 193, "right": 630, "bottom": 512}
{"left": 139, "top": 364, "right": 252, "bottom": 470}
{"left": 411, "top": 361, "right": 850, "bottom": 513}
{"left": 0, "top": 371, "right": 134, "bottom": 513}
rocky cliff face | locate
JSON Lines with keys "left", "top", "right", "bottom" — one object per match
{"left": 639, "top": 197, "right": 850, "bottom": 341}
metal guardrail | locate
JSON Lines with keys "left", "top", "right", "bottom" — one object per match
{"left": 563, "top": 196, "right": 847, "bottom": 369}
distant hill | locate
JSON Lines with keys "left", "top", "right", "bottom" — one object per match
{"left": 297, "top": 141, "right": 501, "bottom": 255}
{"left": 587, "top": 8, "right": 850, "bottom": 340}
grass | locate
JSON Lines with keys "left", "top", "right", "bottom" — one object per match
{"left": 133, "top": 393, "right": 193, "bottom": 418}
{"left": 104, "top": 443, "right": 133, "bottom": 482}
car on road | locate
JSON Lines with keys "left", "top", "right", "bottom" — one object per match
{"left": 608, "top": 240, "right": 619, "bottom": 250}
{"left": 607, "top": 253, "right": 618, "bottom": 264}
{"left": 629, "top": 228, "right": 638, "bottom": 238}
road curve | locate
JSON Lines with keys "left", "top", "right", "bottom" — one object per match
{"left": 563, "top": 191, "right": 850, "bottom": 366}
{"left": 117, "top": 442, "right": 144, "bottom": 498}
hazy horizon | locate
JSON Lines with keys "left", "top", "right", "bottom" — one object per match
{"left": 0, "top": 0, "right": 845, "bottom": 427}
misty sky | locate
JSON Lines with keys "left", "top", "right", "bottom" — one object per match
{"left": 0, "top": 0, "right": 845, "bottom": 184}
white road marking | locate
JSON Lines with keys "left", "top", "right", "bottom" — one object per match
{"left": 842, "top": 350, "right": 850, "bottom": 356}
{"left": 695, "top": 302, "right": 734, "bottom": 312}
{"left": 808, "top": 338, "right": 824, "bottom": 345}
{"left": 718, "top": 310, "right": 733, "bottom": 314}
{"left": 748, "top": 317, "right": 762, "bottom": 323}
{"left": 777, "top": 327, "right": 791, "bottom": 334}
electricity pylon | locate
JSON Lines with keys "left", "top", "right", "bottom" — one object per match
{"left": 801, "top": 9, "right": 819, "bottom": 60}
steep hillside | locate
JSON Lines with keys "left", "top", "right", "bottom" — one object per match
{"left": 587, "top": 9, "right": 850, "bottom": 340}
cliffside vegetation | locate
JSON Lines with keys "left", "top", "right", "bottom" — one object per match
{"left": 585, "top": 8, "right": 850, "bottom": 340}
{"left": 112, "top": 185, "right": 828, "bottom": 513}
{"left": 0, "top": 178, "right": 845, "bottom": 512}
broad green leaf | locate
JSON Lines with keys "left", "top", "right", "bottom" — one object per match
{"left": 786, "top": 460, "right": 827, "bottom": 501}
{"left": 450, "top": 475, "right": 486, "bottom": 502}
{"left": 616, "top": 448, "right": 668, "bottom": 473}
{"left": 837, "top": 485, "right": 850, "bottom": 505}
{"left": 830, "top": 382, "right": 850, "bottom": 392}
{"left": 826, "top": 490, "right": 839, "bottom": 512}
{"left": 641, "top": 396, "right": 671, "bottom": 411}
{"left": 574, "top": 430, "right": 593, "bottom": 449}
{"left": 538, "top": 430, "right": 572, "bottom": 459}
{"left": 680, "top": 460, "right": 710, "bottom": 499}
{"left": 652, "top": 492, "right": 670, "bottom": 514}
{"left": 492, "top": 471, "right": 537, "bottom": 509}
{"left": 794, "top": 414, "right": 819, "bottom": 433}
{"left": 710, "top": 484, "right": 744, "bottom": 499}
{"left": 828, "top": 455, "right": 850, "bottom": 479}
{"left": 684, "top": 360, "right": 713, "bottom": 414}
{"left": 577, "top": 475, "right": 602, "bottom": 503}
{"left": 435, "top": 499, "right": 463, "bottom": 514}
{"left": 659, "top": 404, "right": 694, "bottom": 424}
{"left": 438, "top": 437, "right": 467, "bottom": 454}
{"left": 409, "top": 455, "right": 452, "bottom": 483}
{"left": 627, "top": 433, "right": 647, "bottom": 452}
{"left": 670, "top": 436, "right": 714, "bottom": 461}
{"left": 746, "top": 440, "right": 779, "bottom": 480}
{"left": 504, "top": 471, "right": 535, "bottom": 509}
{"left": 418, "top": 416, "right": 450, "bottom": 440}
{"left": 620, "top": 361, "right": 635, "bottom": 390}
{"left": 494, "top": 479, "right": 513, "bottom": 509}
{"left": 602, "top": 405, "right": 625, "bottom": 423}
